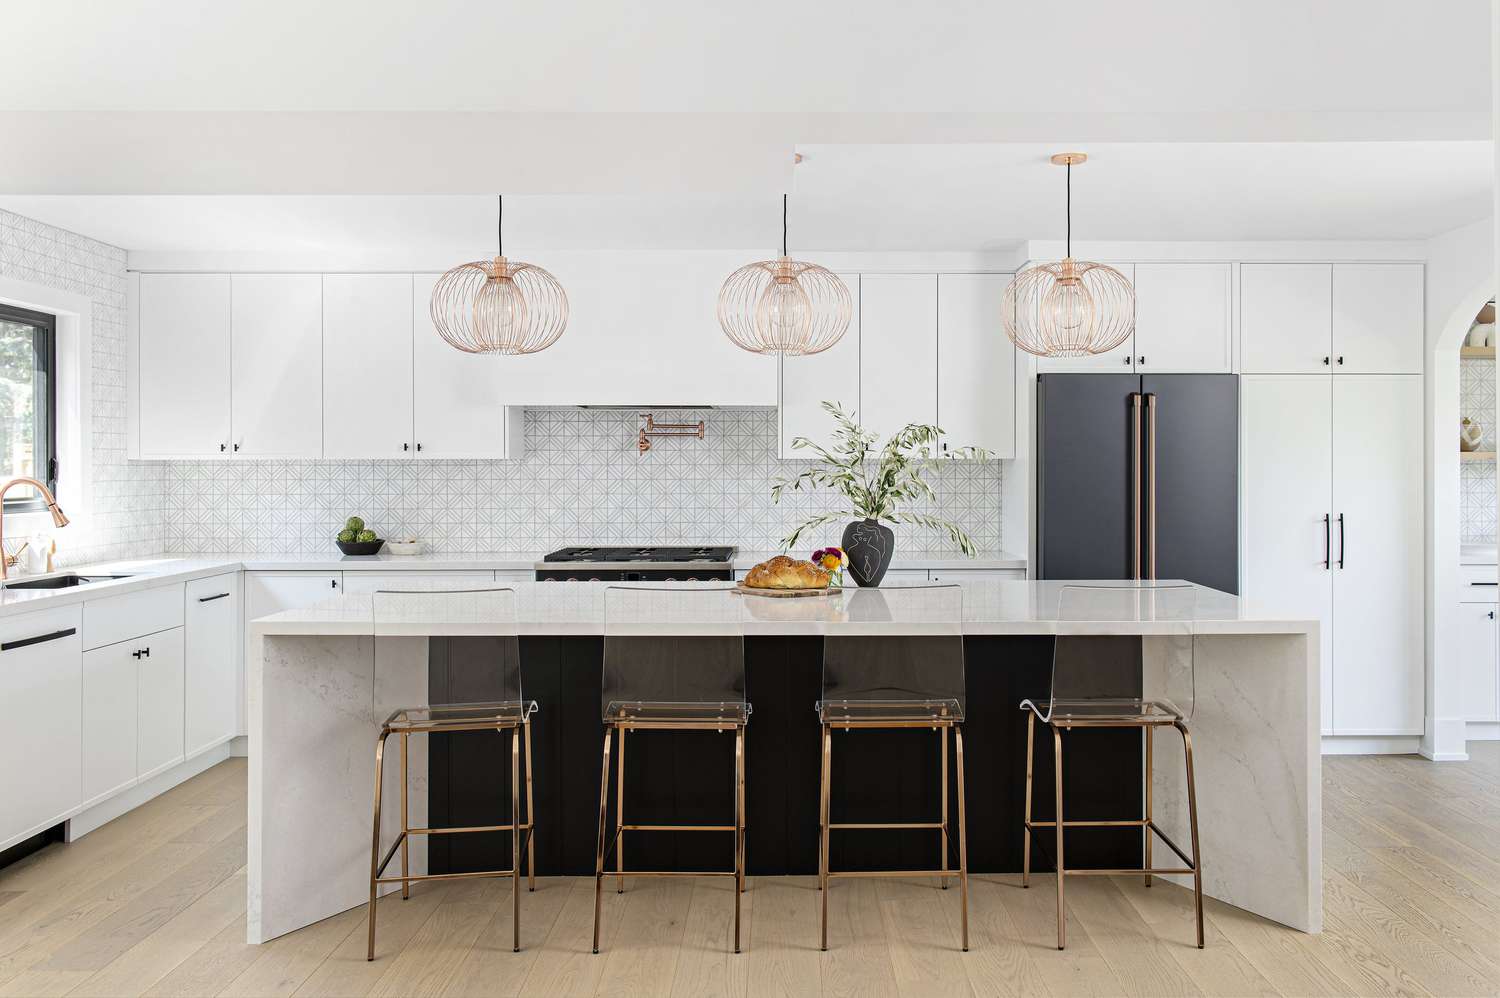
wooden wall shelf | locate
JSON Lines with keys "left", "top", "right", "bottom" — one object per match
{"left": 1461, "top": 346, "right": 1495, "bottom": 358}
{"left": 1460, "top": 450, "right": 1496, "bottom": 461}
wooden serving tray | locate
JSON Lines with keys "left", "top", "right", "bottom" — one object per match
{"left": 734, "top": 583, "right": 840, "bottom": 598}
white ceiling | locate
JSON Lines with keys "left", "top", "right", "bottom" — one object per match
{"left": 0, "top": 142, "right": 1489, "bottom": 256}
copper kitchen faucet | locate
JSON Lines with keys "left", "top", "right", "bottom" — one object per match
{"left": 0, "top": 477, "right": 69, "bottom": 579}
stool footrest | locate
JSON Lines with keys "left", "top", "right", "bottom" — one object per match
{"left": 830, "top": 821, "right": 947, "bottom": 831}
{"left": 827, "top": 869, "right": 955, "bottom": 879}
{"left": 377, "top": 868, "right": 523, "bottom": 885}
{"left": 1061, "top": 867, "right": 1197, "bottom": 877}
{"left": 407, "top": 822, "right": 533, "bottom": 836}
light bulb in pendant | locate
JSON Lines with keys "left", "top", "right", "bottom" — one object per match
{"left": 756, "top": 266, "right": 812, "bottom": 348}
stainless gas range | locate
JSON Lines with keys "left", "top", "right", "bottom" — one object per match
{"left": 534, "top": 546, "right": 737, "bottom": 582}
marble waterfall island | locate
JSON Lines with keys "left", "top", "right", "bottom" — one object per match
{"left": 247, "top": 580, "right": 1320, "bottom": 944}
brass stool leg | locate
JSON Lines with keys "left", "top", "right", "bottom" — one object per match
{"left": 592, "top": 728, "right": 613, "bottom": 954}
{"left": 524, "top": 718, "right": 536, "bottom": 892}
{"left": 400, "top": 731, "right": 410, "bottom": 900}
{"left": 1178, "top": 721, "right": 1205, "bottom": 949}
{"left": 734, "top": 725, "right": 745, "bottom": 953}
{"left": 954, "top": 725, "right": 969, "bottom": 952}
{"left": 366, "top": 730, "right": 388, "bottom": 962}
{"left": 1144, "top": 724, "right": 1154, "bottom": 888}
{"left": 819, "top": 723, "right": 831, "bottom": 951}
{"left": 940, "top": 726, "right": 949, "bottom": 890}
{"left": 740, "top": 725, "right": 748, "bottom": 893}
{"left": 511, "top": 726, "right": 521, "bottom": 952}
{"left": 616, "top": 727, "right": 626, "bottom": 894}
{"left": 1053, "top": 725, "right": 1066, "bottom": 951}
{"left": 1022, "top": 711, "right": 1035, "bottom": 889}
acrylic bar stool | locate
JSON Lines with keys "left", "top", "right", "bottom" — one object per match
{"left": 1020, "top": 582, "right": 1204, "bottom": 950}
{"left": 366, "top": 586, "right": 537, "bottom": 960}
{"left": 817, "top": 583, "right": 969, "bottom": 952}
{"left": 593, "top": 586, "right": 749, "bottom": 954}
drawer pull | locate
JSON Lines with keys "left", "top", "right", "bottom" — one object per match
{"left": 1, "top": 627, "right": 76, "bottom": 652}
{"left": 197, "top": 592, "right": 231, "bottom": 603}
{"left": 1470, "top": 582, "right": 1498, "bottom": 587}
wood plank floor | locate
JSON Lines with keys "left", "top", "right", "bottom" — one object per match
{"left": 2, "top": 746, "right": 1499, "bottom": 996}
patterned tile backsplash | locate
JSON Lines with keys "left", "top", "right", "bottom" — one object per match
{"left": 1461, "top": 353, "right": 1496, "bottom": 544}
{"left": 162, "top": 408, "right": 1004, "bottom": 556}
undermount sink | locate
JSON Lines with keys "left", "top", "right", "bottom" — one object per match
{"left": 4, "top": 573, "right": 134, "bottom": 590}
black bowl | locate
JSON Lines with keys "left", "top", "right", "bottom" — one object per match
{"left": 336, "top": 540, "right": 385, "bottom": 556}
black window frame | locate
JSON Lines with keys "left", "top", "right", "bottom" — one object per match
{"left": 0, "top": 303, "right": 58, "bottom": 513}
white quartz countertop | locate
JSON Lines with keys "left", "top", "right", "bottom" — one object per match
{"left": 249, "top": 579, "right": 1316, "bottom": 638}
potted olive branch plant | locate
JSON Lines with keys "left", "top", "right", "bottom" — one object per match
{"left": 771, "top": 401, "right": 988, "bottom": 586}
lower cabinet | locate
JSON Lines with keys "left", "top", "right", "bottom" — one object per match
{"left": 0, "top": 606, "right": 83, "bottom": 849}
{"left": 82, "top": 626, "right": 185, "bottom": 803}
{"left": 186, "top": 573, "right": 239, "bottom": 760}
{"left": 339, "top": 571, "right": 496, "bottom": 595}
{"left": 245, "top": 572, "right": 343, "bottom": 618}
{"left": 1459, "top": 601, "right": 1500, "bottom": 723}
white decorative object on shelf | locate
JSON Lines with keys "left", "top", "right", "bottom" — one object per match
{"left": 1468, "top": 322, "right": 1492, "bottom": 348}
{"left": 1461, "top": 418, "right": 1484, "bottom": 452}
{"left": 385, "top": 539, "right": 424, "bottom": 556}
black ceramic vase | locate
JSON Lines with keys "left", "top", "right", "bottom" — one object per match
{"left": 842, "top": 518, "right": 895, "bottom": 587}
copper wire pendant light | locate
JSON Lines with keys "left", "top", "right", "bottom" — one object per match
{"left": 718, "top": 194, "right": 851, "bottom": 356}
{"left": 430, "top": 195, "right": 568, "bottom": 355}
{"left": 1003, "top": 153, "right": 1134, "bottom": 358}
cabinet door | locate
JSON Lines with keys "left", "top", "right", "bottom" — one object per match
{"left": 1332, "top": 264, "right": 1423, "bottom": 375}
{"left": 1458, "top": 603, "right": 1499, "bottom": 723}
{"left": 860, "top": 274, "right": 937, "bottom": 443}
{"left": 340, "top": 571, "right": 496, "bottom": 595}
{"left": 245, "top": 572, "right": 343, "bottom": 620}
{"left": 1133, "top": 263, "right": 1231, "bottom": 373}
{"left": 1035, "top": 264, "right": 1136, "bottom": 373}
{"left": 185, "top": 574, "right": 239, "bottom": 759}
{"left": 138, "top": 274, "right": 231, "bottom": 457}
{"left": 1240, "top": 264, "right": 1332, "bottom": 374}
{"left": 0, "top": 607, "right": 82, "bottom": 846}
{"left": 780, "top": 273, "right": 859, "bottom": 456}
{"left": 1332, "top": 376, "right": 1424, "bottom": 735}
{"left": 412, "top": 274, "right": 513, "bottom": 459}
{"left": 937, "top": 273, "right": 1016, "bottom": 457}
{"left": 1240, "top": 376, "right": 1334, "bottom": 733}
{"left": 137, "top": 628, "right": 186, "bottom": 780}
{"left": 231, "top": 275, "right": 323, "bottom": 457}
{"left": 82, "top": 641, "right": 138, "bottom": 803}
{"left": 323, "top": 275, "right": 414, "bottom": 459}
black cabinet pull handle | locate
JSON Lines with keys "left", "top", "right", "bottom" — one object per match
{"left": 233, "top": 443, "right": 240, "bottom": 452}
{"left": 1471, "top": 581, "right": 1498, "bottom": 586}
{"left": 1, "top": 627, "right": 76, "bottom": 652}
{"left": 1489, "top": 611, "right": 1495, "bottom": 620}
{"left": 1123, "top": 356, "right": 1131, "bottom": 365}
{"left": 1336, "top": 356, "right": 1345, "bottom": 365}
{"left": 1322, "top": 514, "right": 1330, "bottom": 570}
{"left": 1337, "top": 513, "right": 1346, "bottom": 569}
{"left": 219, "top": 443, "right": 226, "bottom": 452}
{"left": 402, "top": 442, "right": 409, "bottom": 451}
{"left": 1322, "top": 356, "right": 1330, "bottom": 365}
{"left": 132, "top": 647, "right": 150, "bottom": 659}
{"left": 1137, "top": 355, "right": 1145, "bottom": 365}
{"left": 331, "top": 578, "right": 338, "bottom": 588}
{"left": 416, "top": 443, "right": 422, "bottom": 452}
{"left": 197, "top": 592, "right": 230, "bottom": 603}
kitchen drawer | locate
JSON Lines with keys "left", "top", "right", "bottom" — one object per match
{"left": 84, "top": 583, "right": 185, "bottom": 650}
{"left": 928, "top": 569, "right": 1027, "bottom": 582}
{"left": 340, "top": 571, "right": 496, "bottom": 595}
{"left": 1460, "top": 564, "right": 1499, "bottom": 602}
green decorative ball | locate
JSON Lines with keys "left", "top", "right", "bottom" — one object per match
{"left": 336, "top": 528, "right": 356, "bottom": 543}
{"left": 355, "top": 529, "right": 377, "bottom": 543}
{"left": 345, "top": 516, "right": 365, "bottom": 532}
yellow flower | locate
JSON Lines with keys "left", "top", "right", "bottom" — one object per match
{"left": 820, "top": 553, "right": 842, "bottom": 570}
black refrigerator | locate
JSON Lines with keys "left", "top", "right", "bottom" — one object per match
{"left": 1036, "top": 373, "right": 1238, "bottom": 595}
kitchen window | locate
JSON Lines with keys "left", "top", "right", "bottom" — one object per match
{"left": 0, "top": 303, "right": 57, "bottom": 511}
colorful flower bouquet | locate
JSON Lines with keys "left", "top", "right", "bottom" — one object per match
{"left": 811, "top": 546, "right": 847, "bottom": 587}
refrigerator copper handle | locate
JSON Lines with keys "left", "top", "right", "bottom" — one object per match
{"left": 1130, "top": 393, "right": 1143, "bottom": 580}
{"left": 1145, "top": 393, "right": 1158, "bottom": 580}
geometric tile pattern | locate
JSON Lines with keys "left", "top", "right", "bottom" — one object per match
{"left": 161, "top": 407, "right": 1005, "bottom": 556}
{"left": 1461, "top": 353, "right": 1496, "bottom": 544}
{"left": 0, "top": 209, "right": 167, "bottom": 565}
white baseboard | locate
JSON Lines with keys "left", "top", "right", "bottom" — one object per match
{"left": 68, "top": 743, "right": 232, "bottom": 841}
{"left": 1466, "top": 721, "right": 1500, "bottom": 741}
{"left": 1322, "top": 735, "right": 1424, "bottom": 756}
{"left": 230, "top": 735, "right": 248, "bottom": 758}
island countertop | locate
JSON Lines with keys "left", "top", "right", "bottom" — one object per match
{"left": 248, "top": 578, "right": 1317, "bottom": 638}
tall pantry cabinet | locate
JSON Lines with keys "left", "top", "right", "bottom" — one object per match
{"left": 1240, "top": 263, "right": 1424, "bottom": 737}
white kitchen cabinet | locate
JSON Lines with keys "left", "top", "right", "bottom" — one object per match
{"left": 1035, "top": 264, "right": 1137, "bottom": 373}
{"left": 138, "top": 274, "right": 232, "bottom": 457}
{"left": 0, "top": 606, "right": 82, "bottom": 849}
{"left": 231, "top": 275, "right": 323, "bottom": 457}
{"left": 340, "top": 571, "right": 496, "bottom": 595}
{"left": 246, "top": 572, "right": 344, "bottom": 621}
{"left": 1332, "top": 264, "right": 1424, "bottom": 375}
{"left": 1331, "top": 376, "right": 1424, "bottom": 735}
{"left": 1240, "top": 264, "right": 1332, "bottom": 374}
{"left": 412, "top": 274, "right": 523, "bottom": 459}
{"left": 1241, "top": 375, "right": 1335, "bottom": 734}
{"left": 1458, "top": 602, "right": 1499, "bottom": 723}
{"left": 779, "top": 273, "right": 859, "bottom": 457}
{"left": 323, "top": 274, "right": 415, "bottom": 459}
{"left": 82, "top": 638, "right": 139, "bottom": 804}
{"left": 185, "top": 573, "right": 240, "bottom": 759}
{"left": 1133, "top": 263, "right": 1232, "bottom": 373}
{"left": 937, "top": 274, "right": 1016, "bottom": 457}
{"left": 136, "top": 627, "right": 186, "bottom": 781}
{"left": 860, "top": 274, "right": 937, "bottom": 444}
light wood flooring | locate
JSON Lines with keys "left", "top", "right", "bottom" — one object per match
{"left": 1, "top": 746, "right": 1499, "bottom": 996}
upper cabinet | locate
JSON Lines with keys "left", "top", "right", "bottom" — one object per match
{"left": 1332, "top": 264, "right": 1424, "bottom": 374}
{"left": 779, "top": 273, "right": 859, "bottom": 456}
{"left": 938, "top": 274, "right": 1016, "bottom": 457}
{"left": 137, "top": 274, "right": 231, "bottom": 458}
{"left": 323, "top": 275, "right": 414, "bottom": 460}
{"left": 230, "top": 275, "right": 323, "bottom": 458}
{"left": 412, "top": 274, "right": 521, "bottom": 459}
{"left": 1035, "top": 264, "right": 1137, "bottom": 373}
{"left": 1132, "top": 263, "right": 1231, "bottom": 374}
{"left": 860, "top": 274, "right": 938, "bottom": 444}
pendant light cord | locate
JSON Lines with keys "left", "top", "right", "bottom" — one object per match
{"left": 1065, "top": 162, "right": 1071, "bottom": 259}
{"left": 497, "top": 194, "right": 503, "bottom": 257}
{"left": 782, "top": 193, "right": 788, "bottom": 257}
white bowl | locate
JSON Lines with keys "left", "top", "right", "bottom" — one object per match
{"left": 385, "top": 539, "right": 424, "bottom": 556}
